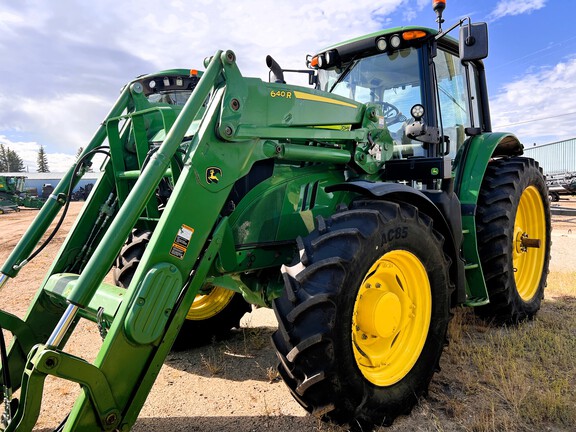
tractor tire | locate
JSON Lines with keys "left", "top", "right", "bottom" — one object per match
{"left": 548, "top": 190, "right": 560, "bottom": 202}
{"left": 113, "top": 229, "right": 250, "bottom": 350}
{"left": 273, "top": 200, "right": 452, "bottom": 429}
{"left": 475, "top": 157, "right": 551, "bottom": 323}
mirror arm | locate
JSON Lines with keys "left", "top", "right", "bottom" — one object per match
{"left": 435, "top": 17, "right": 468, "bottom": 41}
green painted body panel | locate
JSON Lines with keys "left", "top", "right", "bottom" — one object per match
{"left": 124, "top": 263, "right": 182, "bottom": 345}
{"left": 229, "top": 164, "right": 347, "bottom": 245}
{"left": 453, "top": 132, "right": 523, "bottom": 305}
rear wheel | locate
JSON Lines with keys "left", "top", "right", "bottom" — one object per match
{"left": 273, "top": 200, "right": 451, "bottom": 428}
{"left": 113, "top": 230, "right": 250, "bottom": 349}
{"left": 475, "top": 157, "right": 551, "bottom": 323}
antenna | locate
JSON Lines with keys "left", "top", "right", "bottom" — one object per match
{"left": 433, "top": 0, "right": 446, "bottom": 32}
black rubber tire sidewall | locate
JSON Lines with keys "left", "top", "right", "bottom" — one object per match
{"left": 475, "top": 157, "right": 551, "bottom": 323}
{"left": 273, "top": 200, "right": 451, "bottom": 427}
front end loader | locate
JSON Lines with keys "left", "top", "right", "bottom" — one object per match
{"left": 0, "top": 2, "right": 550, "bottom": 430}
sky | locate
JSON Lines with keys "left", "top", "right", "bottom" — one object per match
{"left": 0, "top": 0, "right": 573, "bottom": 172}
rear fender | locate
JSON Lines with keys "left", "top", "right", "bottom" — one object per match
{"left": 454, "top": 132, "right": 523, "bottom": 203}
{"left": 452, "top": 132, "right": 523, "bottom": 305}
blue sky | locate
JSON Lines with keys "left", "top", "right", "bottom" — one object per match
{"left": 0, "top": 0, "right": 572, "bottom": 172}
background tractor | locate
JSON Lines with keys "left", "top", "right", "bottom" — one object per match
{"left": 0, "top": 2, "right": 550, "bottom": 431}
{"left": 0, "top": 176, "right": 45, "bottom": 214}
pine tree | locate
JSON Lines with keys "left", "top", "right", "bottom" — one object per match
{"left": 7, "top": 148, "right": 25, "bottom": 172}
{"left": 0, "top": 144, "right": 8, "bottom": 172}
{"left": 37, "top": 145, "right": 50, "bottom": 173}
{"left": 0, "top": 144, "right": 25, "bottom": 172}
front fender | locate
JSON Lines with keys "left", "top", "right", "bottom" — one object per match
{"left": 326, "top": 180, "right": 465, "bottom": 305}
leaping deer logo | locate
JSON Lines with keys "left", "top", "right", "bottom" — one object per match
{"left": 206, "top": 167, "right": 222, "bottom": 184}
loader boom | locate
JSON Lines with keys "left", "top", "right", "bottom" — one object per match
{"left": 0, "top": 50, "right": 386, "bottom": 431}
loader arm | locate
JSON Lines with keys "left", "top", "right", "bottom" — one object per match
{"left": 0, "top": 50, "right": 386, "bottom": 431}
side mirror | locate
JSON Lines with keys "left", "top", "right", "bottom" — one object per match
{"left": 459, "top": 22, "right": 488, "bottom": 61}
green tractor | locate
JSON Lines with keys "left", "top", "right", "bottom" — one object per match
{"left": 0, "top": 2, "right": 550, "bottom": 430}
{"left": 0, "top": 176, "right": 45, "bottom": 214}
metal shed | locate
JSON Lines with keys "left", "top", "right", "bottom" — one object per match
{"left": 523, "top": 138, "right": 576, "bottom": 175}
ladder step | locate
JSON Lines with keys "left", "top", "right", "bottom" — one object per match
{"left": 464, "top": 297, "right": 490, "bottom": 307}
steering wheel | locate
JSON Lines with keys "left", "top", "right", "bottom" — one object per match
{"left": 378, "top": 102, "right": 407, "bottom": 126}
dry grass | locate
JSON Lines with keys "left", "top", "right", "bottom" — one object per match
{"left": 200, "top": 346, "right": 227, "bottom": 376}
{"left": 196, "top": 273, "right": 575, "bottom": 432}
{"left": 390, "top": 272, "right": 576, "bottom": 432}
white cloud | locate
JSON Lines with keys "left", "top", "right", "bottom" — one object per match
{"left": 0, "top": 91, "right": 110, "bottom": 172}
{"left": 0, "top": 134, "right": 79, "bottom": 173}
{"left": 489, "top": 0, "right": 546, "bottom": 21}
{"left": 18, "top": 93, "right": 110, "bottom": 148}
{"left": 0, "top": 0, "right": 408, "bottom": 163}
{"left": 46, "top": 152, "right": 77, "bottom": 173}
{"left": 491, "top": 57, "right": 576, "bottom": 144}
{"left": 111, "top": 0, "right": 405, "bottom": 77}
{"left": 0, "top": 135, "right": 40, "bottom": 173}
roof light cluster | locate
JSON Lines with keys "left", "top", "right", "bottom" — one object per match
{"left": 145, "top": 70, "right": 200, "bottom": 94}
{"left": 307, "top": 49, "right": 340, "bottom": 70}
{"left": 308, "top": 30, "right": 428, "bottom": 70}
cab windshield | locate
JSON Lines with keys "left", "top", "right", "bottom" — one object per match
{"left": 147, "top": 90, "right": 193, "bottom": 106}
{"left": 319, "top": 48, "right": 424, "bottom": 155}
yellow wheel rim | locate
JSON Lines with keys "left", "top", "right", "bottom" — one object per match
{"left": 186, "top": 286, "right": 235, "bottom": 320}
{"left": 513, "top": 185, "right": 546, "bottom": 301}
{"left": 352, "top": 250, "right": 431, "bottom": 386}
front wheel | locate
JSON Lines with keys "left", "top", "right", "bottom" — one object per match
{"left": 273, "top": 200, "right": 452, "bottom": 428}
{"left": 475, "top": 157, "right": 551, "bottom": 323}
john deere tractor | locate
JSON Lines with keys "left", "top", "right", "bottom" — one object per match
{"left": 0, "top": 2, "right": 550, "bottom": 430}
{"left": 0, "top": 176, "right": 45, "bottom": 214}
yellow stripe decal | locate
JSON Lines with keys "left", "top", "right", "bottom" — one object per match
{"left": 293, "top": 91, "right": 358, "bottom": 108}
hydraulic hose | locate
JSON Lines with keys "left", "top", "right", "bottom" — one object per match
{"left": 20, "top": 148, "right": 111, "bottom": 267}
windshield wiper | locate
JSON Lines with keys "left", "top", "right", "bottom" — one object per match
{"left": 328, "top": 57, "right": 358, "bottom": 93}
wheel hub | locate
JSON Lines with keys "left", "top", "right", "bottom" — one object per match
{"left": 356, "top": 290, "right": 402, "bottom": 338}
{"left": 186, "top": 285, "right": 235, "bottom": 320}
{"left": 352, "top": 250, "right": 431, "bottom": 387}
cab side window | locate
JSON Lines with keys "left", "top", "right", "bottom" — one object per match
{"left": 435, "top": 49, "right": 481, "bottom": 158}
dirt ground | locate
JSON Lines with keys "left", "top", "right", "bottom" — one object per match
{"left": 0, "top": 196, "right": 575, "bottom": 431}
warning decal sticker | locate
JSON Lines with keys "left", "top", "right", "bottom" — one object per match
{"left": 175, "top": 224, "right": 194, "bottom": 248}
{"left": 170, "top": 224, "right": 195, "bottom": 259}
{"left": 169, "top": 244, "right": 186, "bottom": 260}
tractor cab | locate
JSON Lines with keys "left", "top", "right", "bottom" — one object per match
{"left": 131, "top": 69, "right": 202, "bottom": 107}
{"left": 309, "top": 22, "right": 490, "bottom": 164}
